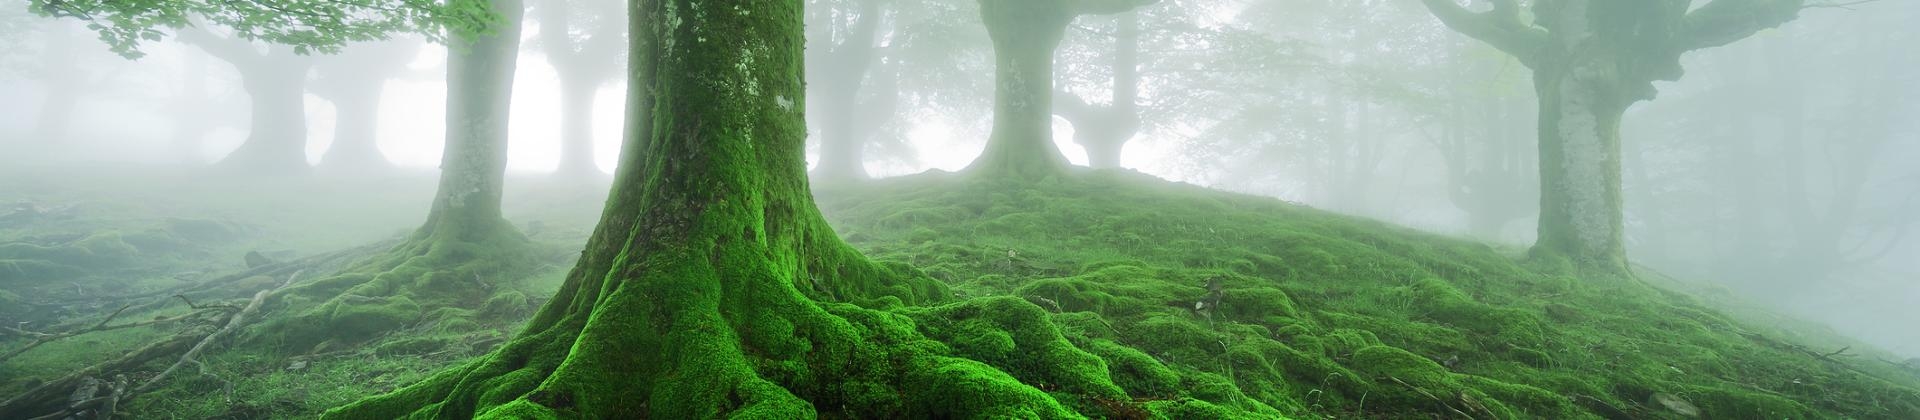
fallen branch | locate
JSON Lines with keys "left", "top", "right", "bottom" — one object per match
{"left": 1, "top": 302, "right": 235, "bottom": 364}
{"left": 0, "top": 332, "right": 200, "bottom": 415}
{"left": 136, "top": 270, "right": 303, "bottom": 393}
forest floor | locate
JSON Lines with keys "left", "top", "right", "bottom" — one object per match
{"left": 2, "top": 166, "right": 1917, "bottom": 418}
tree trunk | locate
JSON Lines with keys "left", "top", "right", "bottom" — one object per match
{"left": 813, "top": 80, "right": 869, "bottom": 181}
{"left": 248, "top": 1, "right": 531, "bottom": 352}
{"left": 555, "top": 74, "right": 602, "bottom": 177}
{"left": 965, "top": 0, "right": 1074, "bottom": 178}
{"left": 317, "top": 78, "right": 393, "bottom": 171}
{"left": 1531, "top": 65, "right": 1630, "bottom": 274}
{"left": 218, "top": 62, "right": 312, "bottom": 173}
{"left": 323, "top": 1, "right": 1119, "bottom": 417}
{"left": 170, "top": 52, "right": 214, "bottom": 160}
{"left": 425, "top": 0, "right": 524, "bottom": 234}
{"left": 1078, "top": 127, "right": 1125, "bottom": 169}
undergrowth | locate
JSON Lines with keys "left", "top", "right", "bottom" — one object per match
{"left": 808, "top": 170, "right": 1920, "bottom": 419}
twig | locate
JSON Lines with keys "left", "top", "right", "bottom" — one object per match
{"left": 174, "top": 294, "right": 240, "bottom": 311}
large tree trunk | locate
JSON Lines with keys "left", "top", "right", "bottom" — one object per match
{"left": 218, "top": 61, "right": 313, "bottom": 173}
{"left": 965, "top": 0, "right": 1074, "bottom": 178}
{"left": 554, "top": 74, "right": 601, "bottom": 176}
{"left": 324, "top": 1, "right": 1121, "bottom": 417}
{"left": 316, "top": 78, "right": 392, "bottom": 171}
{"left": 1531, "top": 64, "right": 1630, "bottom": 274}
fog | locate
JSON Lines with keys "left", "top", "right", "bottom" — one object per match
{"left": 1, "top": 0, "right": 1917, "bottom": 416}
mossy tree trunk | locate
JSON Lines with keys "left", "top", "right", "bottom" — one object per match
{"left": 965, "top": 0, "right": 1151, "bottom": 178}
{"left": 323, "top": 1, "right": 1127, "bottom": 417}
{"left": 809, "top": 0, "right": 885, "bottom": 183}
{"left": 1053, "top": 12, "right": 1141, "bottom": 170}
{"left": 1419, "top": 0, "right": 1806, "bottom": 275}
{"left": 182, "top": 29, "right": 316, "bottom": 174}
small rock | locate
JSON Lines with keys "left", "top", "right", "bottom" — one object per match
{"left": 244, "top": 251, "right": 275, "bottom": 269}
{"left": 287, "top": 360, "right": 308, "bottom": 371}
{"left": 1652, "top": 392, "right": 1700, "bottom": 417}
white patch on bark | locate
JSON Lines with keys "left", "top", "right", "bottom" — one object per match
{"left": 1558, "top": 71, "right": 1613, "bottom": 257}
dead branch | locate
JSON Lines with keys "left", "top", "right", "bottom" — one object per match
{"left": 1, "top": 302, "right": 235, "bottom": 364}
{"left": 136, "top": 270, "right": 302, "bottom": 393}
{"left": 0, "top": 332, "right": 199, "bottom": 415}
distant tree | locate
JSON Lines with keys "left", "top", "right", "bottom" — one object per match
{"left": 29, "top": 21, "right": 80, "bottom": 144}
{"left": 806, "top": 0, "right": 893, "bottom": 182}
{"left": 964, "top": 0, "right": 1154, "bottom": 178}
{"left": 1051, "top": 12, "right": 1139, "bottom": 170}
{"left": 311, "top": 38, "right": 425, "bottom": 171}
{"left": 1418, "top": 0, "right": 1807, "bottom": 274}
{"left": 532, "top": 0, "right": 624, "bottom": 177}
{"left": 178, "top": 29, "right": 317, "bottom": 172}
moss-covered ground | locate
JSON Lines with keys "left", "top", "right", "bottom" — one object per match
{"left": 5, "top": 166, "right": 1919, "bottom": 418}
{"left": 809, "top": 171, "right": 1920, "bottom": 419}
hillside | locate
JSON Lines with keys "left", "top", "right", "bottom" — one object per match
{"left": 2, "top": 168, "right": 1917, "bottom": 418}
{"left": 813, "top": 171, "right": 1920, "bottom": 419}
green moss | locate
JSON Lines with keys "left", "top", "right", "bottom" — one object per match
{"left": 329, "top": 295, "right": 423, "bottom": 339}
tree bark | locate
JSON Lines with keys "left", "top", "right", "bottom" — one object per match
{"left": 322, "top": 1, "right": 1119, "bottom": 418}
{"left": 425, "top": 0, "right": 524, "bottom": 234}
{"left": 555, "top": 74, "right": 601, "bottom": 176}
{"left": 1530, "top": 63, "right": 1629, "bottom": 273}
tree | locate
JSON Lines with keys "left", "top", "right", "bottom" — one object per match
{"left": 964, "top": 0, "right": 1154, "bottom": 178}
{"left": 1051, "top": 11, "right": 1140, "bottom": 170}
{"left": 312, "top": 38, "right": 425, "bottom": 171}
{"left": 807, "top": 0, "right": 891, "bottom": 182}
{"left": 29, "top": 21, "right": 80, "bottom": 144}
{"left": 1417, "top": 0, "right": 1806, "bottom": 274}
{"left": 253, "top": 0, "right": 533, "bottom": 348}
{"left": 532, "top": 0, "right": 625, "bottom": 177}
{"left": 179, "top": 29, "right": 317, "bottom": 173}
{"left": 326, "top": 1, "right": 1128, "bottom": 417}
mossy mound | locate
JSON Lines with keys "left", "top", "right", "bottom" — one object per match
{"left": 806, "top": 171, "right": 1920, "bottom": 419}
{"left": 252, "top": 219, "right": 541, "bottom": 352}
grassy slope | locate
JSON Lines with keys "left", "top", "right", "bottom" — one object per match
{"left": 816, "top": 171, "right": 1920, "bottom": 419}
{"left": 0, "top": 167, "right": 593, "bottom": 417}
{"left": 6, "top": 167, "right": 1919, "bottom": 418}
